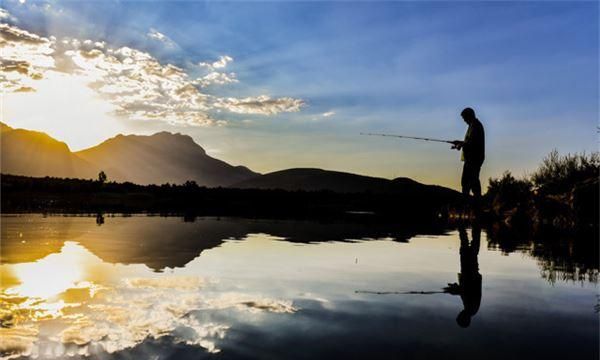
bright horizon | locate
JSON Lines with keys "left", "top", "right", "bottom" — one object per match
{"left": 1, "top": 1, "right": 598, "bottom": 190}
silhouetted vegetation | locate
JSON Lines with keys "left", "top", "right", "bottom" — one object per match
{"left": 98, "top": 170, "right": 107, "bottom": 184}
{"left": 0, "top": 173, "right": 460, "bottom": 222}
{"left": 485, "top": 150, "right": 599, "bottom": 231}
{"left": 532, "top": 150, "right": 599, "bottom": 195}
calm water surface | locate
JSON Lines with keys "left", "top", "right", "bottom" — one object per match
{"left": 0, "top": 215, "right": 597, "bottom": 359}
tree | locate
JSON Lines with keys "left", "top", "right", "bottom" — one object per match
{"left": 98, "top": 171, "right": 107, "bottom": 184}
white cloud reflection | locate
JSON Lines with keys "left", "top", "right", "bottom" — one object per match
{"left": 0, "top": 242, "right": 297, "bottom": 359}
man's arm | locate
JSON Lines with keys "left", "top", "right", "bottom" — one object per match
{"left": 444, "top": 282, "right": 462, "bottom": 295}
{"left": 451, "top": 140, "right": 464, "bottom": 150}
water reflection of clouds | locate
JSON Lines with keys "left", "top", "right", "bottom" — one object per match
{"left": 1, "top": 216, "right": 597, "bottom": 359}
{"left": 0, "top": 242, "right": 297, "bottom": 359}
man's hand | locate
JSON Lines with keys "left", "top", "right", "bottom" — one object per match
{"left": 451, "top": 140, "right": 464, "bottom": 150}
{"left": 443, "top": 282, "right": 461, "bottom": 295}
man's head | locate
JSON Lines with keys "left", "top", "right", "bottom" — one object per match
{"left": 460, "top": 107, "right": 476, "bottom": 124}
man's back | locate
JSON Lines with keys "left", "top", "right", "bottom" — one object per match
{"left": 462, "top": 118, "right": 485, "bottom": 164}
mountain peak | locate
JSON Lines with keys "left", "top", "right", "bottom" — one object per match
{"left": 74, "top": 129, "right": 257, "bottom": 186}
{"left": 96, "top": 131, "right": 205, "bottom": 153}
{"left": 0, "top": 121, "right": 13, "bottom": 132}
{"left": 150, "top": 131, "right": 199, "bottom": 145}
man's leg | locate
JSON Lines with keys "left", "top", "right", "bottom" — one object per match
{"left": 471, "top": 163, "right": 482, "bottom": 198}
{"left": 461, "top": 162, "right": 472, "bottom": 197}
{"left": 471, "top": 162, "right": 483, "bottom": 214}
{"left": 461, "top": 163, "right": 473, "bottom": 215}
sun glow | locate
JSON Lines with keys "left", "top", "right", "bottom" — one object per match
{"left": 7, "top": 242, "right": 88, "bottom": 299}
{"left": 3, "top": 71, "right": 126, "bottom": 151}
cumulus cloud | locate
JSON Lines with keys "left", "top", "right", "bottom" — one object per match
{"left": 146, "top": 28, "right": 176, "bottom": 48}
{"left": 322, "top": 111, "right": 335, "bottom": 117}
{"left": 0, "top": 24, "right": 305, "bottom": 126}
{"left": 194, "top": 55, "right": 238, "bottom": 87}
{"left": 13, "top": 85, "right": 35, "bottom": 92}
{"left": 194, "top": 71, "right": 237, "bottom": 87}
{"left": 0, "top": 24, "right": 53, "bottom": 93}
{"left": 0, "top": 8, "right": 17, "bottom": 22}
{"left": 198, "top": 55, "right": 233, "bottom": 71}
{"left": 214, "top": 95, "right": 305, "bottom": 115}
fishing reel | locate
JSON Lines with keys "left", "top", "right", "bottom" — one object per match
{"left": 451, "top": 141, "right": 464, "bottom": 150}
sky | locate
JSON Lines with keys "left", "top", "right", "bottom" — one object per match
{"left": 1, "top": 0, "right": 598, "bottom": 189}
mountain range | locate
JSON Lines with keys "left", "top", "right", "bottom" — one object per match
{"left": 1, "top": 121, "right": 458, "bottom": 196}
{"left": 1, "top": 122, "right": 257, "bottom": 187}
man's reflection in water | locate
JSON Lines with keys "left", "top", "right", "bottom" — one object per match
{"left": 444, "top": 224, "right": 482, "bottom": 328}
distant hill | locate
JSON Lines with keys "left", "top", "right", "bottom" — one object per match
{"left": 0, "top": 122, "right": 97, "bottom": 179}
{"left": 1, "top": 122, "right": 258, "bottom": 186}
{"left": 75, "top": 132, "right": 258, "bottom": 186}
{"left": 232, "top": 168, "right": 459, "bottom": 199}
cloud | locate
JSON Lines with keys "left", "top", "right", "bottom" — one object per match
{"left": 194, "top": 55, "right": 237, "bottom": 87}
{"left": 146, "top": 28, "right": 176, "bottom": 48}
{"left": 1, "top": 24, "right": 305, "bottom": 126}
{"left": 0, "top": 8, "right": 18, "bottom": 22}
{"left": 214, "top": 95, "right": 305, "bottom": 115}
{"left": 194, "top": 71, "right": 238, "bottom": 87}
{"left": 13, "top": 85, "right": 35, "bottom": 92}
{"left": 322, "top": 111, "right": 335, "bottom": 117}
{"left": 198, "top": 55, "right": 233, "bottom": 71}
{"left": 0, "top": 24, "right": 53, "bottom": 93}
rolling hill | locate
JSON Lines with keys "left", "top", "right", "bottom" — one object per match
{"left": 232, "top": 168, "right": 459, "bottom": 199}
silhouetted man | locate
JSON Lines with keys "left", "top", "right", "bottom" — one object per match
{"left": 444, "top": 224, "right": 482, "bottom": 328}
{"left": 452, "top": 108, "right": 485, "bottom": 208}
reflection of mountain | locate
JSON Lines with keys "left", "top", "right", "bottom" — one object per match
{"left": 0, "top": 215, "right": 447, "bottom": 271}
{"left": 76, "top": 132, "right": 258, "bottom": 186}
{"left": 0, "top": 122, "right": 258, "bottom": 186}
{"left": 233, "top": 168, "right": 457, "bottom": 198}
{"left": 0, "top": 215, "right": 90, "bottom": 263}
{"left": 3, "top": 215, "right": 597, "bottom": 282}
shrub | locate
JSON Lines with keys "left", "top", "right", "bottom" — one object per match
{"left": 486, "top": 171, "right": 533, "bottom": 215}
{"left": 531, "top": 150, "right": 599, "bottom": 195}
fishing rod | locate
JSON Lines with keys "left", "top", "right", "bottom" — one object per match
{"left": 360, "top": 132, "right": 455, "bottom": 144}
{"left": 355, "top": 290, "right": 445, "bottom": 295}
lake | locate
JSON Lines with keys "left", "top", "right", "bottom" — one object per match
{"left": 1, "top": 214, "right": 597, "bottom": 359}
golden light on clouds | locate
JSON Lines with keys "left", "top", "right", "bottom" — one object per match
{"left": 4, "top": 71, "right": 124, "bottom": 150}
{"left": 0, "top": 21, "right": 305, "bottom": 149}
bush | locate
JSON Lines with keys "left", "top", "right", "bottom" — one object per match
{"left": 531, "top": 150, "right": 599, "bottom": 195}
{"left": 486, "top": 171, "right": 533, "bottom": 216}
